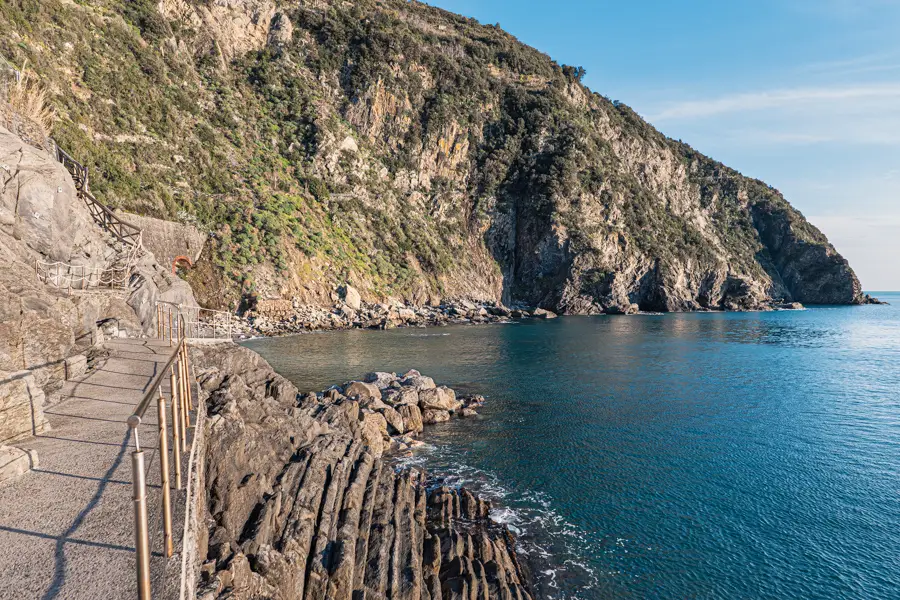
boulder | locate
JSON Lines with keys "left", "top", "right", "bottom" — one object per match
{"left": 343, "top": 381, "right": 381, "bottom": 400}
{"left": 422, "top": 409, "right": 450, "bottom": 424}
{"left": 533, "top": 308, "right": 558, "bottom": 319}
{"left": 459, "top": 408, "right": 478, "bottom": 418}
{"left": 462, "top": 394, "right": 486, "bottom": 408}
{"left": 402, "top": 375, "right": 436, "bottom": 391}
{"left": 488, "top": 305, "right": 512, "bottom": 317}
{"left": 342, "top": 285, "right": 362, "bottom": 310}
{"left": 364, "top": 372, "right": 397, "bottom": 389}
{"left": 383, "top": 387, "right": 420, "bottom": 407}
{"left": 359, "top": 412, "right": 388, "bottom": 456}
{"left": 399, "top": 404, "right": 423, "bottom": 434}
{"left": 418, "top": 386, "right": 458, "bottom": 412}
{"left": 779, "top": 302, "right": 805, "bottom": 310}
{"left": 379, "top": 405, "right": 405, "bottom": 435}
{"left": 605, "top": 303, "right": 639, "bottom": 315}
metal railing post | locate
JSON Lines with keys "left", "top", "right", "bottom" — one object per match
{"left": 171, "top": 383, "right": 182, "bottom": 490}
{"left": 156, "top": 389, "right": 174, "bottom": 558}
{"left": 181, "top": 343, "right": 193, "bottom": 413}
{"left": 168, "top": 308, "right": 173, "bottom": 346}
{"left": 131, "top": 449, "right": 151, "bottom": 600}
{"left": 170, "top": 366, "right": 184, "bottom": 451}
{"left": 179, "top": 352, "right": 190, "bottom": 435}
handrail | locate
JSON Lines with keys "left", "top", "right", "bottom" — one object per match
{"left": 156, "top": 300, "right": 237, "bottom": 340}
{"left": 83, "top": 188, "right": 142, "bottom": 237}
{"left": 50, "top": 139, "right": 143, "bottom": 249}
{"left": 125, "top": 317, "right": 197, "bottom": 599}
{"left": 127, "top": 340, "right": 185, "bottom": 426}
{"left": 35, "top": 259, "right": 133, "bottom": 291}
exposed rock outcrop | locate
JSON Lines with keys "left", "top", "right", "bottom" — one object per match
{"left": 192, "top": 344, "right": 530, "bottom": 600}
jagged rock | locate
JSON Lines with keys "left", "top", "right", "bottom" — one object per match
{"left": 399, "top": 404, "right": 424, "bottom": 434}
{"left": 194, "top": 344, "right": 533, "bottom": 600}
{"left": 422, "top": 409, "right": 451, "bottom": 424}
{"left": 359, "top": 411, "right": 387, "bottom": 456}
{"left": 779, "top": 302, "right": 805, "bottom": 310}
{"left": 266, "top": 12, "right": 293, "bottom": 50}
{"left": 363, "top": 371, "right": 397, "bottom": 389}
{"left": 459, "top": 408, "right": 478, "bottom": 418}
{"left": 605, "top": 303, "right": 640, "bottom": 315}
{"left": 384, "top": 386, "right": 420, "bottom": 407}
{"left": 379, "top": 405, "right": 405, "bottom": 435}
{"left": 402, "top": 374, "right": 437, "bottom": 390}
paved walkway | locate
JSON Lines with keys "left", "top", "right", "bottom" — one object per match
{"left": 0, "top": 339, "right": 194, "bottom": 600}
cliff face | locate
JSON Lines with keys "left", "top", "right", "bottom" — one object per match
{"left": 0, "top": 0, "right": 866, "bottom": 311}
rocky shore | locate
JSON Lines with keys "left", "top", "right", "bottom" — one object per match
{"left": 236, "top": 285, "right": 878, "bottom": 338}
{"left": 241, "top": 286, "right": 559, "bottom": 337}
{"left": 193, "top": 343, "right": 533, "bottom": 600}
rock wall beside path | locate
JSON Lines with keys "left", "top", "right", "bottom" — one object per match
{"left": 191, "top": 343, "right": 533, "bottom": 600}
{"left": 0, "top": 126, "right": 198, "bottom": 444}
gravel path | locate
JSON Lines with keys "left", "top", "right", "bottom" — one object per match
{"left": 0, "top": 339, "right": 193, "bottom": 600}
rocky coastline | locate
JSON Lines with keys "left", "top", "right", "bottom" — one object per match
{"left": 234, "top": 284, "right": 886, "bottom": 338}
{"left": 193, "top": 343, "right": 533, "bottom": 600}
{"left": 242, "top": 288, "right": 558, "bottom": 337}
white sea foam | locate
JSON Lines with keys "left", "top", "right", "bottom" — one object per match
{"left": 396, "top": 443, "right": 610, "bottom": 599}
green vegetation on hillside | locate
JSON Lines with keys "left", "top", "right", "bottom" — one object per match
{"left": 0, "top": 0, "right": 854, "bottom": 309}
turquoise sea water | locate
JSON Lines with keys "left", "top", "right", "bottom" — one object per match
{"left": 243, "top": 293, "right": 900, "bottom": 599}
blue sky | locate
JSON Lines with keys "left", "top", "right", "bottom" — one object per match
{"left": 427, "top": 0, "right": 900, "bottom": 291}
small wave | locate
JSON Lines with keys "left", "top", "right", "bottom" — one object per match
{"left": 400, "top": 443, "right": 607, "bottom": 599}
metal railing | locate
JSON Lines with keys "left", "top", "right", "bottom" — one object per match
{"left": 35, "top": 257, "right": 135, "bottom": 291}
{"left": 52, "top": 142, "right": 144, "bottom": 248}
{"left": 157, "top": 301, "right": 239, "bottom": 340}
{"left": 127, "top": 322, "right": 195, "bottom": 599}
{"left": 33, "top": 141, "right": 146, "bottom": 292}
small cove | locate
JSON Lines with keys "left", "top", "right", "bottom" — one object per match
{"left": 243, "top": 294, "right": 900, "bottom": 599}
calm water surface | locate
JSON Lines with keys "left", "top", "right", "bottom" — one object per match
{"left": 243, "top": 293, "right": 900, "bottom": 599}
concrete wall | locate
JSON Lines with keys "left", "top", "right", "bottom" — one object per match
{"left": 117, "top": 212, "right": 207, "bottom": 271}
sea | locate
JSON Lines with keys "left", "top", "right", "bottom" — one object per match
{"left": 242, "top": 292, "right": 900, "bottom": 599}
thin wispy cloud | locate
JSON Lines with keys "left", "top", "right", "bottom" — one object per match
{"left": 790, "top": 0, "right": 900, "bottom": 18}
{"left": 650, "top": 84, "right": 900, "bottom": 122}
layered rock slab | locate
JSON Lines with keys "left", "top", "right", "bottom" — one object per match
{"left": 193, "top": 344, "right": 532, "bottom": 600}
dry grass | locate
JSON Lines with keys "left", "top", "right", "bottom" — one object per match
{"left": 5, "top": 70, "right": 55, "bottom": 136}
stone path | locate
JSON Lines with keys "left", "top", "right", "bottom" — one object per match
{"left": 0, "top": 339, "right": 193, "bottom": 600}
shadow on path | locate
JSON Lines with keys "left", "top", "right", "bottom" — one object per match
{"left": 40, "top": 431, "right": 131, "bottom": 600}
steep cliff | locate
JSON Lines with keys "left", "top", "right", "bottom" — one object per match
{"left": 0, "top": 0, "right": 868, "bottom": 312}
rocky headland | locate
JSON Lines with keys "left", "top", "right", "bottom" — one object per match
{"left": 1, "top": 0, "right": 882, "bottom": 318}
{"left": 193, "top": 343, "right": 531, "bottom": 600}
